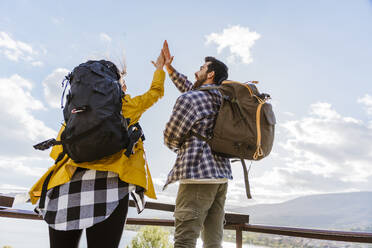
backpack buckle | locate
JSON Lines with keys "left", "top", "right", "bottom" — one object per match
{"left": 33, "top": 138, "right": 61, "bottom": 150}
{"left": 71, "top": 106, "right": 88, "bottom": 114}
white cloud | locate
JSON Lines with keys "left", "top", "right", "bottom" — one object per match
{"left": 0, "top": 156, "right": 47, "bottom": 178}
{"left": 205, "top": 25, "right": 261, "bottom": 64}
{"left": 0, "top": 155, "right": 52, "bottom": 195}
{"left": 0, "top": 32, "right": 33, "bottom": 60}
{"left": 0, "top": 75, "right": 56, "bottom": 156}
{"left": 0, "top": 184, "right": 29, "bottom": 194}
{"left": 0, "top": 31, "right": 44, "bottom": 66}
{"left": 358, "top": 94, "right": 372, "bottom": 116}
{"left": 275, "top": 101, "right": 372, "bottom": 190}
{"left": 0, "top": 74, "right": 55, "bottom": 194}
{"left": 215, "top": 100, "right": 372, "bottom": 206}
{"left": 31, "top": 61, "right": 44, "bottom": 67}
{"left": 0, "top": 74, "right": 59, "bottom": 193}
{"left": 100, "top": 32, "right": 112, "bottom": 43}
{"left": 43, "top": 68, "right": 70, "bottom": 108}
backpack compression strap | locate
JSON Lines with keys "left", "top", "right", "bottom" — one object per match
{"left": 239, "top": 83, "right": 266, "bottom": 160}
{"left": 253, "top": 99, "right": 265, "bottom": 160}
{"left": 124, "top": 123, "right": 145, "bottom": 158}
{"left": 240, "top": 158, "right": 252, "bottom": 199}
{"left": 33, "top": 138, "right": 62, "bottom": 151}
{"left": 33, "top": 122, "right": 106, "bottom": 151}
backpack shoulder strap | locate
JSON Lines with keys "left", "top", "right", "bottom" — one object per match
{"left": 195, "top": 86, "right": 220, "bottom": 92}
{"left": 188, "top": 130, "right": 209, "bottom": 142}
{"left": 38, "top": 152, "right": 67, "bottom": 210}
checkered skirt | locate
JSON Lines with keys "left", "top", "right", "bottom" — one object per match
{"left": 37, "top": 168, "right": 143, "bottom": 231}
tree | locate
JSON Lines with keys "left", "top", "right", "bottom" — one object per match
{"left": 127, "top": 226, "right": 173, "bottom": 248}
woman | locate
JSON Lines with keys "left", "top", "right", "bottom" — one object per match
{"left": 29, "top": 49, "right": 166, "bottom": 248}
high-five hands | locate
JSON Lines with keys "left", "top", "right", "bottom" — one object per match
{"left": 162, "top": 40, "right": 174, "bottom": 67}
{"left": 162, "top": 40, "right": 175, "bottom": 74}
{"left": 151, "top": 40, "right": 174, "bottom": 73}
{"left": 151, "top": 49, "right": 165, "bottom": 70}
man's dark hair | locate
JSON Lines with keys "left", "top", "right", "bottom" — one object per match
{"left": 205, "top": 56, "right": 228, "bottom": 84}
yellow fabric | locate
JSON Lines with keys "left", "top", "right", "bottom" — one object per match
{"left": 29, "top": 69, "right": 165, "bottom": 204}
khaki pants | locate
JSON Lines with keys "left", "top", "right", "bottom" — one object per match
{"left": 173, "top": 183, "right": 228, "bottom": 248}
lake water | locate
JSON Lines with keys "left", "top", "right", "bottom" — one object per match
{"left": 0, "top": 217, "right": 267, "bottom": 248}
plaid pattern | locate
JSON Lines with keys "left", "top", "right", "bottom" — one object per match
{"left": 38, "top": 168, "right": 144, "bottom": 231}
{"left": 163, "top": 71, "right": 232, "bottom": 189}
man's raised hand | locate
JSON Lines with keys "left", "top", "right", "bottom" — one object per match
{"left": 162, "top": 40, "right": 174, "bottom": 67}
{"left": 162, "top": 40, "right": 175, "bottom": 74}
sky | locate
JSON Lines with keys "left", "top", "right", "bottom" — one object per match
{"left": 0, "top": 0, "right": 372, "bottom": 208}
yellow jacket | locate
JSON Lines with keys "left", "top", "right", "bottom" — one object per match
{"left": 29, "top": 69, "right": 165, "bottom": 204}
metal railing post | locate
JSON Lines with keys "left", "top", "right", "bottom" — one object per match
{"left": 236, "top": 226, "right": 243, "bottom": 248}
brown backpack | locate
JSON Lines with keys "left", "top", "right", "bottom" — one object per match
{"left": 192, "top": 81, "right": 276, "bottom": 198}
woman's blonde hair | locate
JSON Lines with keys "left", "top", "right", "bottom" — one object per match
{"left": 117, "top": 50, "right": 127, "bottom": 86}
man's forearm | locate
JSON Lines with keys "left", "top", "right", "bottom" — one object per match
{"left": 167, "top": 69, "right": 193, "bottom": 93}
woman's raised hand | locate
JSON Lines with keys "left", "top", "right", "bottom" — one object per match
{"left": 151, "top": 49, "right": 165, "bottom": 70}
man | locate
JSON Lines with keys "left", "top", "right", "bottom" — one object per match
{"left": 162, "top": 41, "right": 232, "bottom": 248}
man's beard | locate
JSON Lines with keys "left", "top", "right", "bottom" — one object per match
{"left": 192, "top": 74, "right": 207, "bottom": 89}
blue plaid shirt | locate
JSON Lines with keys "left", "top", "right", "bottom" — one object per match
{"left": 163, "top": 71, "right": 232, "bottom": 189}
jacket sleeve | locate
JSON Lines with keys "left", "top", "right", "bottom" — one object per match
{"left": 163, "top": 94, "right": 197, "bottom": 151}
{"left": 122, "top": 70, "right": 165, "bottom": 124}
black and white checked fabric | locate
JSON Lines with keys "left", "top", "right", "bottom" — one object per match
{"left": 163, "top": 71, "right": 232, "bottom": 189}
{"left": 38, "top": 168, "right": 144, "bottom": 231}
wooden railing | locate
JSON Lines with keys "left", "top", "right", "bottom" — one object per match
{"left": 1, "top": 195, "right": 372, "bottom": 247}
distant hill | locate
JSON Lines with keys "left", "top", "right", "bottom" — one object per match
{"left": 230, "top": 191, "right": 372, "bottom": 230}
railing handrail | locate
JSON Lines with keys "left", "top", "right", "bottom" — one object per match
{"left": 0, "top": 195, "right": 249, "bottom": 224}
{"left": 1, "top": 195, "right": 372, "bottom": 247}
